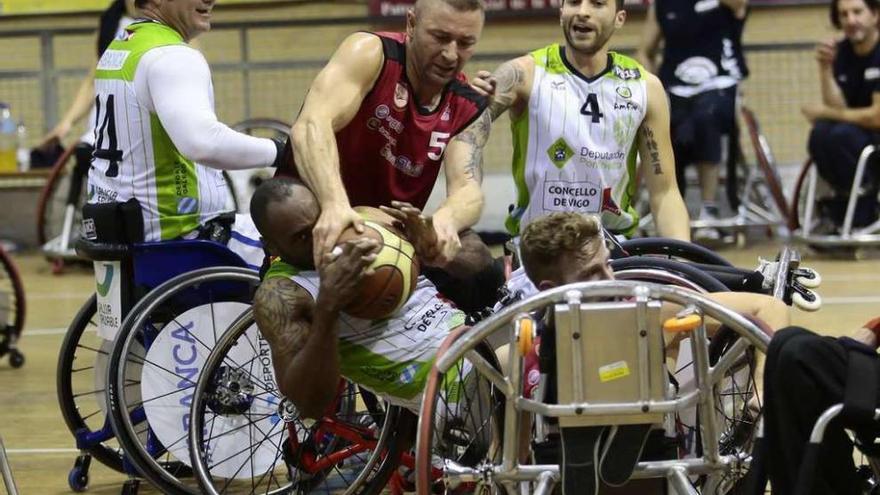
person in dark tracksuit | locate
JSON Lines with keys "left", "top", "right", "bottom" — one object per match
{"left": 802, "top": 0, "right": 880, "bottom": 229}
{"left": 636, "top": 0, "right": 748, "bottom": 243}
{"left": 756, "top": 318, "right": 880, "bottom": 494}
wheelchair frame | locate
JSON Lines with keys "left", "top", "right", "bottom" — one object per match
{"left": 416, "top": 280, "right": 772, "bottom": 494}
{"left": 792, "top": 145, "right": 880, "bottom": 248}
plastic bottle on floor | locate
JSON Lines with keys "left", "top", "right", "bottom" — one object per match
{"left": 0, "top": 104, "right": 16, "bottom": 173}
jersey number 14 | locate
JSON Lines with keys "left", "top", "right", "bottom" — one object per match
{"left": 93, "top": 94, "right": 123, "bottom": 178}
{"left": 580, "top": 93, "right": 604, "bottom": 124}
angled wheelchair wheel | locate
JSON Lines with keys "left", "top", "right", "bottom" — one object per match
{"left": 56, "top": 296, "right": 125, "bottom": 473}
{"left": 189, "top": 307, "right": 410, "bottom": 495}
{"left": 0, "top": 246, "right": 25, "bottom": 367}
{"left": 106, "top": 267, "right": 261, "bottom": 494}
{"left": 616, "top": 238, "right": 734, "bottom": 267}
{"left": 415, "top": 330, "right": 505, "bottom": 495}
{"left": 36, "top": 144, "right": 81, "bottom": 249}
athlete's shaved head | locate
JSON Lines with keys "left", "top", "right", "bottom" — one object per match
{"left": 414, "top": 0, "right": 485, "bottom": 16}
{"left": 251, "top": 178, "right": 320, "bottom": 268}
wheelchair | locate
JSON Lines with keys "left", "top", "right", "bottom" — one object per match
{"left": 55, "top": 201, "right": 269, "bottom": 493}
{"left": 790, "top": 144, "right": 880, "bottom": 253}
{"left": 0, "top": 244, "right": 25, "bottom": 368}
{"left": 36, "top": 117, "right": 288, "bottom": 273}
{"left": 636, "top": 103, "right": 791, "bottom": 247}
{"left": 186, "top": 306, "right": 417, "bottom": 495}
{"left": 413, "top": 279, "right": 773, "bottom": 494}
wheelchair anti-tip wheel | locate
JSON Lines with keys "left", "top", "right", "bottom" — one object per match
{"left": 0, "top": 246, "right": 25, "bottom": 368}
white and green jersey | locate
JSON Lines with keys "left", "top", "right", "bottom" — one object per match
{"left": 89, "top": 21, "right": 230, "bottom": 242}
{"left": 506, "top": 46, "right": 647, "bottom": 237}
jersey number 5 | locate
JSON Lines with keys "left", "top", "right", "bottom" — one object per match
{"left": 580, "top": 93, "right": 604, "bottom": 124}
{"left": 427, "top": 132, "right": 451, "bottom": 161}
{"left": 93, "top": 94, "right": 123, "bottom": 178}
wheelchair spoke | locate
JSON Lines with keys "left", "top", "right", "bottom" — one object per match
{"left": 71, "top": 387, "right": 106, "bottom": 399}
{"left": 76, "top": 343, "right": 109, "bottom": 355}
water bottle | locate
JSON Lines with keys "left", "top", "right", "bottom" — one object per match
{"left": 16, "top": 121, "right": 29, "bottom": 172}
{"left": 0, "top": 103, "right": 16, "bottom": 173}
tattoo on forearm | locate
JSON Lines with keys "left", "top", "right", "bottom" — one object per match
{"left": 253, "top": 278, "right": 314, "bottom": 356}
{"left": 641, "top": 125, "right": 663, "bottom": 175}
{"left": 455, "top": 111, "right": 491, "bottom": 184}
{"left": 488, "top": 61, "right": 525, "bottom": 120}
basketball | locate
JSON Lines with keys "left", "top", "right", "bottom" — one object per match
{"left": 336, "top": 221, "right": 420, "bottom": 320}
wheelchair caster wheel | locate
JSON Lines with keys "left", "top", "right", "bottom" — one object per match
{"left": 794, "top": 267, "right": 821, "bottom": 288}
{"left": 516, "top": 316, "right": 535, "bottom": 357}
{"left": 121, "top": 478, "right": 140, "bottom": 495}
{"left": 68, "top": 454, "right": 92, "bottom": 492}
{"left": 8, "top": 349, "right": 23, "bottom": 368}
{"left": 792, "top": 288, "right": 822, "bottom": 312}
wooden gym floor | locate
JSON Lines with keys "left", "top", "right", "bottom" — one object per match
{"left": 0, "top": 243, "right": 878, "bottom": 494}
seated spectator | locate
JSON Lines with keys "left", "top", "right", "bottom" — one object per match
{"left": 802, "top": 0, "right": 880, "bottom": 229}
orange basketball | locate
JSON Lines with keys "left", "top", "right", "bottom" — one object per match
{"left": 336, "top": 222, "right": 420, "bottom": 320}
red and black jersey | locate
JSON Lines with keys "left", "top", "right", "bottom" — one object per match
{"left": 278, "top": 31, "right": 487, "bottom": 210}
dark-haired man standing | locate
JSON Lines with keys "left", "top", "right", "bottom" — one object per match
{"left": 802, "top": 0, "right": 880, "bottom": 228}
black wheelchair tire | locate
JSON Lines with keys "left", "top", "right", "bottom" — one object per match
{"left": 610, "top": 257, "right": 729, "bottom": 293}
{"left": 616, "top": 238, "right": 734, "bottom": 267}
{"left": 56, "top": 296, "right": 125, "bottom": 473}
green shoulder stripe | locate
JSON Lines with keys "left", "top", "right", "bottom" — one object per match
{"left": 95, "top": 21, "right": 185, "bottom": 82}
{"left": 530, "top": 44, "right": 569, "bottom": 75}
{"left": 263, "top": 258, "right": 300, "bottom": 281}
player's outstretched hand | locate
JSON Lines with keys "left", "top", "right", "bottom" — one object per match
{"left": 317, "top": 238, "right": 380, "bottom": 313}
{"left": 380, "top": 201, "right": 443, "bottom": 264}
{"left": 431, "top": 214, "right": 462, "bottom": 267}
{"left": 312, "top": 204, "right": 365, "bottom": 268}
{"left": 470, "top": 70, "right": 496, "bottom": 97}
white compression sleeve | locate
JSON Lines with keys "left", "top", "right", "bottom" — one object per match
{"left": 135, "top": 45, "right": 278, "bottom": 170}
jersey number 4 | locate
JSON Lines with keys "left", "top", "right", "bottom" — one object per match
{"left": 580, "top": 93, "right": 604, "bottom": 124}
{"left": 93, "top": 94, "right": 123, "bottom": 178}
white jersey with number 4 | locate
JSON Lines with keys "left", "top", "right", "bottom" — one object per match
{"left": 89, "top": 20, "right": 230, "bottom": 242}
{"left": 506, "top": 46, "right": 648, "bottom": 237}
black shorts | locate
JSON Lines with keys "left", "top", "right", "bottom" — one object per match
{"left": 669, "top": 86, "right": 737, "bottom": 166}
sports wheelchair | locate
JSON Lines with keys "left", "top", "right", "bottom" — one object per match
{"left": 55, "top": 198, "right": 267, "bottom": 494}
{"left": 181, "top": 239, "right": 809, "bottom": 495}
{"left": 790, "top": 144, "right": 880, "bottom": 253}
{"left": 413, "top": 280, "right": 773, "bottom": 494}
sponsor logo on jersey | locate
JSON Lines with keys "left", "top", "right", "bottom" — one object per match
{"left": 551, "top": 81, "right": 566, "bottom": 91}
{"left": 602, "top": 188, "right": 622, "bottom": 215}
{"left": 404, "top": 301, "right": 449, "bottom": 333}
{"left": 398, "top": 364, "right": 421, "bottom": 385}
{"left": 367, "top": 117, "right": 382, "bottom": 131}
{"left": 543, "top": 179, "right": 602, "bottom": 212}
{"left": 580, "top": 147, "right": 625, "bottom": 161}
{"left": 441, "top": 106, "right": 451, "bottom": 121}
{"left": 386, "top": 151, "right": 424, "bottom": 177}
{"left": 97, "top": 49, "right": 130, "bottom": 71}
{"left": 613, "top": 65, "right": 641, "bottom": 81}
{"left": 674, "top": 56, "right": 718, "bottom": 85}
{"left": 616, "top": 86, "right": 632, "bottom": 99}
{"left": 394, "top": 83, "right": 409, "bottom": 110}
{"left": 177, "top": 197, "right": 198, "bottom": 215}
{"left": 375, "top": 104, "right": 391, "bottom": 119}
{"left": 547, "top": 137, "right": 575, "bottom": 169}
{"left": 613, "top": 101, "right": 639, "bottom": 111}
{"left": 866, "top": 67, "right": 880, "bottom": 81}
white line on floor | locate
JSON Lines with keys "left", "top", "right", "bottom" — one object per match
{"left": 5, "top": 448, "right": 80, "bottom": 455}
{"left": 820, "top": 274, "right": 880, "bottom": 282}
{"left": 26, "top": 327, "right": 83, "bottom": 336}
{"left": 823, "top": 296, "right": 880, "bottom": 305}
{"left": 27, "top": 292, "right": 92, "bottom": 301}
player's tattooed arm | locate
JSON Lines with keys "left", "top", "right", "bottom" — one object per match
{"left": 640, "top": 74, "right": 691, "bottom": 241}
{"left": 253, "top": 277, "right": 341, "bottom": 419}
{"left": 640, "top": 125, "right": 663, "bottom": 176}
{"left": 452, "top": 110, "right": 492, "bottom": 184}
{"left": 487, "top": 59, "right": 527, "bottom": 120}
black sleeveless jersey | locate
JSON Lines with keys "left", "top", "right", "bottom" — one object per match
{"left": 656, "top": 0, "right": 748, "bottom": 96}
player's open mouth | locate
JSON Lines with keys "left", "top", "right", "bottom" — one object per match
{"left": 572, "top": 24, "right": 594, "bottom": 35}
{"left": 196, "top": 7, "right": 211, "bottom": 15}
